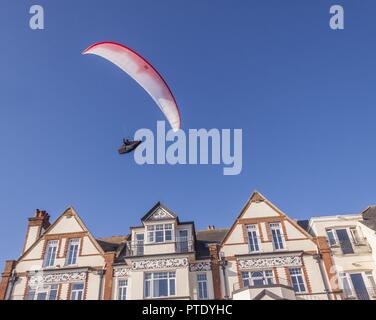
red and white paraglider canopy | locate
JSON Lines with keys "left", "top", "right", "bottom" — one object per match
{"left": 82, "top": 42, "right": 181, "bottom": 132}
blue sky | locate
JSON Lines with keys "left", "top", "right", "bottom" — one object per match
{"left": 1, "top": 0, "right": 375, "bottom": 263}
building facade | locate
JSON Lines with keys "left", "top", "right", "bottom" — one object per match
{"left": 1, "top": 192, "right": 376, "bottom": 300}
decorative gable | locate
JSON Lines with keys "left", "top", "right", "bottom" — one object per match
{"left": 141, "top": 202, "right": 178, "bottom": 222}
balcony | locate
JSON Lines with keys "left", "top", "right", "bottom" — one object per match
{"left": 329, "top": 238, "right": 371, "bottom": 256}
{"left": 232, "top": 278, "right": 297, "bottom": 300}
{"left": 126, "top": 237, "right": 194, "bottom": 256}
{"left": 342, "top": 287, "right": 376, "bottom": 300}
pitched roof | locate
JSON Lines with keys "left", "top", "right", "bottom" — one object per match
{"left": 360, "top": 206, "right": 376, "bottom": 231}
{"left": 195, "top": 228, "right": 228, "bottom": 259}
{"left": 96, "top": 235, "right": 129, "bottom": 252}
{"left": 253, "top": 289, "right": 286, "bottom": 300}
{"left": 141, "top": 202, "right": 178, "bottom": 222}
{"left": 296, "top": 220, "right": 310, "bottom": 232}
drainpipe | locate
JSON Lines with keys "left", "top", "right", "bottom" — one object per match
{"left": 97, "top": 269, "right": 105, "bottom": 300}
{"left": 314, "top": 254, "right": 331, "bottom": 300}
{"left": 219, "top": 252, "right": 229, "bottom": 299}
{"left": 6, "top": 270, "right": 17, "bottom": 300}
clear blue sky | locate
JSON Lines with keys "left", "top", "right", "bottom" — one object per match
{"left": 1, "top": 0, "right": 375, "bottom": 263}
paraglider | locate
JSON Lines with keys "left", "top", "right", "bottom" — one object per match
{"left": 82, "top": 42, "right": 181, "bottom": 137}
{"left": 118, "top": 139, "right": 142, "bottom": 155}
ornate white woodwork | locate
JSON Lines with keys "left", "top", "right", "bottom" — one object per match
{"left": 147, "top": 208, "right": 175, "bottom": 221}
{"left": 189, "top": 262, "right": 211, "bottom": 272}
{"left": 28, "top": 270, "right": 87, "bottom": 286}
{"left": 132, "top": 257, "right": 188, "bottom": 270}
{"left": 113, "top": 267, "right": 130, "bottom": 277}
{"left": 238, "top": 255, "right": 302, "bottom": 270}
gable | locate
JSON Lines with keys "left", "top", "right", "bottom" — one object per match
{"left": 242, "top": 201, "right": 281, "bottom": 219}
{"left": 17, "top": 207, "right": 105, "bottom": 263}
{"left": 142, "top": 203, "right": 177, "bottom": 222}
{"left": 222, "top": 191, "right": 315, "bottom": 246}
{"left": 47, "top": 214, "right": 85, "bottom": 234}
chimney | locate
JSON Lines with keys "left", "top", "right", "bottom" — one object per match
{"left": 22, "top": 209, "right": 50, "bottom": 254}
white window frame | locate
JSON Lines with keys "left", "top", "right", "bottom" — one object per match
{"left": 117, "top": 278, "right": 128, "bottom": 300}
{"left": 43, "top": 240, "right": 58, "bottom": 268}
{"left": 326, "top": 227, "right": 361, "bottom": 247}
{"left": 65, "top": 238, "right": 80, "bottom": 266}
{"left": 70, "top": 282, "right": 85, "bottom": 300}
{"left": 144, "top": 272, "right": 176, "bottom": 298}
{"left": 246, "top": 224, "right": 260, "bottom": 253}
{"left": 269, "top": 223, "right": 285, "bottom": 250}
{"left": 147, "top": 224, "right": 174, "bottom": 244}
{"left": 241, "top": 270, "right": 274, "bottom": 287}
{"left": 27, "top": 284, "right": 58, "bottom": 300}
{"left": 197, "top": 273, "right": 208, "bottom": 299}
{"left": 288, "top": 268, "right": 307, "bottom": 293}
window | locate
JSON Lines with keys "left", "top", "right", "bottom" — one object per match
{"left": 43, "top": 240, "right": 58, "bottom": 267}
{"left": 350, "top": 228, "right": 360, "bottom": 244}
{"left": 135, "top": 233, "right": 144, "bottom": 256}
{"left": 340, "top": 273, "right": 354, "bottom": 298}
{"left": 147, "top": 224, "right": 173, "bottom": 243}
{"left": 365, "top": 271, "right": 376, "bottom": 289}
{"left": 197, "top": 274, "right": 208, "bottom": 299}
{"left": 26, "top": 284, "right": 58, "bottom": 300}
{"left": 70, "top": 283, "right": 84, "bottom": 300}
{"left": 269, "top": 223, "right": 284, "bottom": 250}
{"left": 65, "top": 238, "right": 80, "bottom": 265}
{"left": 326, "top": 229, "right": 337, "bottom": 246}
{"left": 144, "top": 272, "right": 176, "bottom": 298}
{"left": 246, "top": 224, "right": 260, "bottom": 253}
{"left": 241, "top": 270, "right": 274, "bottom": 287}
{"left": 117, "top": 279, "right": 128, "bottom": 300}
{"left": 289, "top": 268, "right": 306, "bottom": 293}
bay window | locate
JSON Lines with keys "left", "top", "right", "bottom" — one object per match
{"left": 242, "top": 270, "right": 274, "bottom": 287}
{"left": 26, "top": 284, "right": 58, "bottom": 300}
{"left": 144, "top": 272, "right": 176, "bottom": 298}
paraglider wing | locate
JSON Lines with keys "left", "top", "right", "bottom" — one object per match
{"left": 82, "top": 42, "right": 181, "bottom": 132}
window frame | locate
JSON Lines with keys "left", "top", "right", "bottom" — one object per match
{"left": 43, "top": 240, "right": 58, "bottom": 268}
{"left": 65, "top": 238, "right": 80, "bottom": 266}
{"left": 27, "top": 284, "right": 58, "bottom": 300}
{"left": 146, "top": 224, "right": 174, "bottom": 244}
{"left": 241, "top": 269, "right": 275, "bottom": 287}
{"left": 144, "top": 271, "right": 176, "bottom": 298}
{"left": 117, "top": 278, "right": 128, "bottom": 300}
{"left": 70, "top": 282, "right": 85, "bottom": 300}
{"left": 246, "top": 224, "right": 260, "bottom": 253}
{"left": 288, "top": 268, "right": 307, "bottom": 293}
{"left": 269, "top": 223, "right": 285, "bottom": 250}
{"left": 197, "top": 273, "right": 208, "bottom": 299}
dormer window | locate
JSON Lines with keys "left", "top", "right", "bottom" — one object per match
{"left": 147, "top": 224, "right": 173, "bottom": 243}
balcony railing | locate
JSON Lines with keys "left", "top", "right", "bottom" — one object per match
{"left": 342, "top": 287, "right": 376, "bottom": 300}
{"left": 329, "top": 238, "right": 371, "bottom": 255}
{"left": 126, "top": 237, "right": 194, "bottom": 256}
